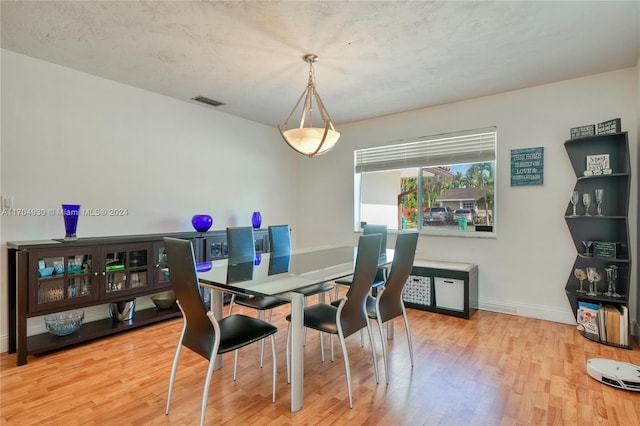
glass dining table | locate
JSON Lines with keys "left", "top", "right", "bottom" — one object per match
{"left": 197, "top": 245, "right": 393, "bottom": 412}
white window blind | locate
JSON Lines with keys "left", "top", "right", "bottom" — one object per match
{"left": 355, "top": 127, "right": 496, "bottom": 173}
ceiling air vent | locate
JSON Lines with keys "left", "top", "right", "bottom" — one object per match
{"left": 191, "top": 96, "right": 224, "bottom": 107}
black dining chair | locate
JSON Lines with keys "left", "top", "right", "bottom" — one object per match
{"left": 163, "top": 237, "right": 278, "bottom": 426}
{"left": 365, "top": 231, "right": 419, "bottom": 383}
{"left": 226, "top": 226, "right": 288, "bottom": 366}
{"left": 334, "top": 224, "right": 388, "bottom": 298}
{"left": 285, "top": 233, "right": 382, "bottom": 408}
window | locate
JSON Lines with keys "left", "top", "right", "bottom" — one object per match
{"left": 354, "top": 127, "right": 496, "bottom": 235}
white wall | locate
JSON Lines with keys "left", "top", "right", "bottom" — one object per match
{"left": 1, "top": 49, "right": 638, "bottom": 353}
{"left": 0, "top": 50, "right": 299, "bottom": 351}
{"left": 296, "top": 68, "right": 639, "bottom": 327}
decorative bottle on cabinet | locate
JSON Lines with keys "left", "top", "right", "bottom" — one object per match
{"left": 564, "top": 131, "right": 632, "bottom": 348}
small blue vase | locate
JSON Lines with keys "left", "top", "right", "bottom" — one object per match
{"left": 192, "top": 214, "right": 213, "bottom": 233}
{"left": 251, "top": 211, "right": 262, "bottom": 229}
{"left": 62, "top": 204, "right": 80, "bottom": 240}
{"left": 196, "top": 261, "right": 212, "bottom": 272}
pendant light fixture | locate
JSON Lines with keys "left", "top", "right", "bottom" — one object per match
{"left": 278, "top": 54, "right": 340, "bottom": 157}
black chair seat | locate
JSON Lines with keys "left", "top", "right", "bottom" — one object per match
{"left": 233, "top": 295, "right": 289, "bottom": 310}
{"left": 218, "top": 314, "right": 278, "bottom": 353}
{"left": 297, "top": 282, "right": 335, "bottom": 297}
{"left": 285, "top": 303, "right": 339, "bottom": 334}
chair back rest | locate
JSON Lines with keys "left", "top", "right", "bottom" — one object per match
{"left": 378, "top": 232, "right": 419, "bottom": 322}
{"left": 163, "top": 237, "right": 217, "bottom": 360}
{"left": 268, "top": 225, "right": 291, "bottom": 255}
{"left": 340, "top": 233, "right": 382, "bottom": 338}
{"left": 227, "top": 226, "right": 256, "bottom": 262}
{"left": 363, "top": 224, "right": 387, "bottom": 255}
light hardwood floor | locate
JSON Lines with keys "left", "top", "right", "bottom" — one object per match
{"left": 2, "top": 301, "right": 639, "bottom": 425}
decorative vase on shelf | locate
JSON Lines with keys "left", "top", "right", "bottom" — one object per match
{"left": 191, "top": 214, "right": 213, "bottom": 233}
{"left": 251, "top": 211, "right": 262, "bottom": 229}
{"left": 62, "top": 204, "right": 80, "bottom": 240}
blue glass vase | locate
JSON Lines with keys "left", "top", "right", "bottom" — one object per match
{"left": 251, "top": 211, "right": 262, "bottom": 229}
{"left": 62, "top": 204, "right": 80, "bottom": 240}
{"left": 196, "top": 261, "right": 213, "bottom": 272}
{"left": 192, "top": 214, "right": 213, "bottom": 233}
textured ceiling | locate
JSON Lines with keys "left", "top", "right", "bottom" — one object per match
{"left": 2, "top": 1, "right": 639, "bottom": 127}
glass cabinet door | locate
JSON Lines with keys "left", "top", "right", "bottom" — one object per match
{"left": 36, "top": 255, "right": 66, "bottom": 305}
{"left": 66, "top": 253, "right": 94, "bottom": 300}
{"left": 154, "top": 243, "right": 171, "bottom": 289}
{"left": 31, "top": 250, "right": 97, "bottom": 311}
{"left": 103, "top": 246, "right": 150, "bottom": 295}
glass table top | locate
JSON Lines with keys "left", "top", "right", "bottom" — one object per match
{"left": 197, "top": 245, "right": 393, "bottom": 297}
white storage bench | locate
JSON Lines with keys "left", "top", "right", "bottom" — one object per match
{"left": 402, "top": 260, "right": 478, "bottom": 319}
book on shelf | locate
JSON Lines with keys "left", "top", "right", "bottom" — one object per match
{"left": 577, "top": 301, "right": 601, "bottom": 340}
{"left": 598, "top": 305, "right": 606, "bottom": 342}
{"left": 620, "top": 305, "right": 629, "bottom": 346}
{"left": 604, "top": 305, "right": 621, "bottom": 345}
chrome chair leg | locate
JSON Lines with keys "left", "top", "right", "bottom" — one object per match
{"left": 270, "top": 334, "right": 277, "bottom": 403}
{"left": 337, "top": 331, "right": 353, "bottom": 409}
{"left": 319, "top": 331, "right": 325, "bottom": 362}
{"left": 200, "top": 357, "right": 217, "bottom": 426}
{"left": 165, "top": 333, "right": 184, "bottom": 414}
{"left": 330, "top": 334, "right": 335, "bottom": 362}
{"left": 401, "top": 303, "right": 415, "bottom": 367}
{"left": 233, "top": 349, "right": 240, "bottom": 380}
{"left": 259, "top": 310, "right": 267, "bottom": 368}
{"left": 365, "top": 316, "right": 380, "bottom": 384}
{"left": 375, "top": 315, "right": 388, "bottom": 384}
{"left": 286, "top": 322, "right": 291, "bottom": 384}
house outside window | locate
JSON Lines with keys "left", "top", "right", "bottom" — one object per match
{"left": 354, "top": 128, "right": 496, "bottom": 235}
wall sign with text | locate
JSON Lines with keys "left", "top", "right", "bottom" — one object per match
{"left": 511, "top": 147, "right": 544, "bottom": 186}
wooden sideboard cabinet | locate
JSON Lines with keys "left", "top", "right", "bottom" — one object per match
{"left": 7, "top": 229, "right": 270, "bottom": 366}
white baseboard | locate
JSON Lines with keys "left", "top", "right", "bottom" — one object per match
{"left": 478, "top": 297, "right": 577, "bottom": 325}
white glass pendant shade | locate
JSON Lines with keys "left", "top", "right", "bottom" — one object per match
{"left": 282, "top": 127, "right": 340, "bottom": 156}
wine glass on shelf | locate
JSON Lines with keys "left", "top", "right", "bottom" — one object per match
{"left": 604, "top": 265, "right": 622, "bottom": 298}
{"left": 574, "top": 268, "right": 587, "bottom": 293}
{"left": 594, "top": 189, "right": 604, "bottom": 216}
{"left": 582, "top": 193, "right": 591, "bottom": 216}
{"left": 581, "top": 240, "right": 592, "bottom": 256}
{"left": 586, "top": 266, "right": 601, "bottom": 296}
{"left": 604, "top": 266, "right": 615, "bottom": 296}
{"left": 570, "top": 191, "right": 579, "bottom": 216}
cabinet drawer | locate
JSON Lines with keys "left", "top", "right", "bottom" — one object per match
{"left": 434, "top": 277, "right": 464, "bottom": 311}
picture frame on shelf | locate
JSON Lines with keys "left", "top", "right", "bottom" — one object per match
{"left": 597, "top": 118, "right": 621, "bottom": 135}
{"left": 584, "top": 154, "right": 611, "bottom": 176}
{"left": 570, "top": 124, "right": 595, "bottom": 139}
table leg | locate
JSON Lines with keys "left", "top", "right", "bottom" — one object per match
{"left": 387, "top": 320, "right": 394, "bottom": 340}
{"left": 210, "top": 288, "right": 223, "bottom": 370}
{"left": 290, "top": 292, "right": 304, "bottom": 412}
